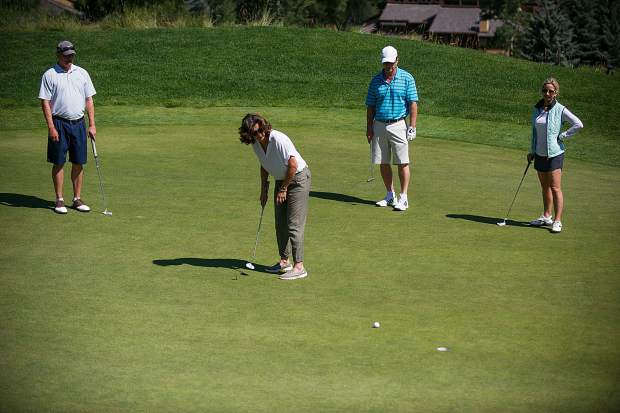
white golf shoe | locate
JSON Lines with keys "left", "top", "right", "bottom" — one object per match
{"left": 71, "top": 198, "right": 91, "bottom": 212}
{"left": 530, "top": 214, "right": 553, "bottom": 226}
{"left": 551, "top": 220, "right": 562, "bottom": 233}
{"left": 393, "top": 196, "right": 409, "bottom": 211}
{"left": 54, "top": 199, "right": 67, "bottom": 214}
{"left": 376, "top": 194, "right": 396, "bottom": 207}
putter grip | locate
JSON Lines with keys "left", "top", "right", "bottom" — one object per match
{"left": 91, "top": 139, "right": 98, "bottom": 157}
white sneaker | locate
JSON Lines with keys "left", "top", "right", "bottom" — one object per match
{"left": 530, "top": 215, "right": 553, "bottom": 226}
{"left": 551, "top": 220, "right": 562, "bottom": 233}
{"left": 376, "top": 194, "right": 396, "bottom": 207}
{"left": 393, "top": 198, "right": 409, "bottom": 211}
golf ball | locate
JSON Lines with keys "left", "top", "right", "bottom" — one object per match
{"left": 436, "top": 346, "right": 449, "bottom": 352}
{"left": 373, "top": 321, "right": 380, "bottom": 328}
{"left": 245, "top": 262, "right": 255, "bottom": 270}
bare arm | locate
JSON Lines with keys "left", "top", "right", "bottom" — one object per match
{"left": 276, "top": 156, "right": 298, "bottom": 205}
{"left": 366, "top": 106, "right": 376, "bottom": 143}
{"left": 260, "top": 166, "right": 269, "bottom": 206}
{"left": 85, "top": 96, "right": 96, "bottom": 140}
{"left": 409, "top": 102, "right": 418, "bottom": 128}
{"left": 41, "top": 99, "right": 59, "bottom": 142}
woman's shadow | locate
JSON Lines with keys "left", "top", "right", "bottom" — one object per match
{"left": 153, "top": 258, "right": 268, "bottom": 276}
{"left": 0, "top": 193, "right": 54, "bottom": 210}
{"left": 446, "top": 214, "right": 531, "bottom": 227}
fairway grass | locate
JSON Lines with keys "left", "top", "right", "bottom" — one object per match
{"left": 1, "top": 107, "right": 619, "bottom": 412}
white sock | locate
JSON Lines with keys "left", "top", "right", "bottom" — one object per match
{"left": 73, "top": 196, "right": 80, "bottom": 202}
{"left": 57, "top": 197, "right": 64, "bottom": 202}
{"left": 399, "top": 193, "right": 408, "bottom": 201}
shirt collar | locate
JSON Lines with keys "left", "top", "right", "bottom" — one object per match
{"left": 54, "top": 63, "right": 75, "bottom": 73}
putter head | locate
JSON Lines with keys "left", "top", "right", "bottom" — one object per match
{"left": 102, "top": 209, "right": 113, "bottom": 216}
{"left": 245, "top": 262, "right": 255, "bottom": 270}
{"left": 366, "top": 177, "right": 375, "bottom": 182}
{"left": 497, "top": 220, "right": 507, "bottom": 227}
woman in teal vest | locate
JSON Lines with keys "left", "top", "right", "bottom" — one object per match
{"left": 527, "top": 78, "right": 583, "bottom": 233}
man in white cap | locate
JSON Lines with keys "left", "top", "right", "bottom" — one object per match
{"left": 39, "top": 40, "right": 97, "bottom": 214}
{"left": 365, "top": 45, "right": 418, "bottom": 211}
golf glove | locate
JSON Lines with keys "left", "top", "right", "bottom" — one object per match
{"left": 558, "top": 132, "right": 567, "bottom": 141}
{"left": 407, "top": 127, "right": 416, "bottom": 141}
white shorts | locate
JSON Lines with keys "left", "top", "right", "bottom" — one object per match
{"left": 371, "top": 119, "right": 409, "bottom": 165}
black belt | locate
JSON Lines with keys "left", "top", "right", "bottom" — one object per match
{"left": 53, "top": 116, "right": 84, "bottom": 124}
{"left": 377, "top": 117, "right": 405, "bottom": 124}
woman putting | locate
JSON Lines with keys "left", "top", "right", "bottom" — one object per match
{"left": 528, "top": 77, "right": 583, "bottom": 233}
{"left": 239, "top": 113, "right": 311, "bottom": 280}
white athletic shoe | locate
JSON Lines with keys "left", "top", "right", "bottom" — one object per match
{"left": 551, "top": 220, "right": 562, "bottom": 233}
{"left": 393, "top": 199, "right": 409, "bottom": 211}
{"left": 376, "top": 194, "right": 396, "bottom": 207}
{"left": 530, "top": 215, "right": 553, "bottom": 226}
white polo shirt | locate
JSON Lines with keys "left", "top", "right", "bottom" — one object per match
{"left": 38, "top": 63, "right": 96, "bottom": 120}
{"left": 252, "top": 130, "right": 307, "bottom": 180}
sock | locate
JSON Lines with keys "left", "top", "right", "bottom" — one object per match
{"left": 73, "top": 196, "right": 80, "bottom": 202}
{"left": 399, "top": 193, "right": 408, "bottom": 201}
{"left": 57, "top": 197, "right": 64, "bottom": 202}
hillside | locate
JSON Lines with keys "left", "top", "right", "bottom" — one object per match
{"left": 1, "top": 26, "right": 618, "bottom": 164}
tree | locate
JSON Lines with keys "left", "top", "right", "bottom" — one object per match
{"left": 520, "top": 0, "right": 577, "bottom": 66}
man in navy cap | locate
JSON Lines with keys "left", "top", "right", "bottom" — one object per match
{"left": 39, "top": 40, "right": 97, "bottom": 214}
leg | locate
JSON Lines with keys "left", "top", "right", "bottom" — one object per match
{"left": 549, "top": 169, "right": 563, "bottom": 221}
{"left": 274, "top": 184, "right": 291, "bottom": 264}
{"left": 287, "top": 170, "right": 311, "bottom": 271}
{"left": 52, "top": 164, "right": 64, "bottom": 199}
{"left": 380, "top": 164, "right": 394, "bottom": 192}
{"left": 397, "top": 163, "right": 410, "bottom": 194}
{"left": 71, "top": 163, "right": 84, "bottom": 199}
{"left": 537, "top": 171, "right": 553, "bottom": 217}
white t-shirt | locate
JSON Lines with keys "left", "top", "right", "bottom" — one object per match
{"left": 38, "top": 63, "right": 96, "bottom": 120}
{"left": 252, "top": 130, "right": 307, "bottom": 180}
{"left": 534, "top": 108, "right": 583, "bottom": 156}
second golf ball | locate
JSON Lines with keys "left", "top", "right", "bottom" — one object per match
{"left": 373, "top": 321, "right": 380, "bottom": 328}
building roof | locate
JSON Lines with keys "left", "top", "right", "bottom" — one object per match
{"left": 379, "top": 3, "right": 442, "bottom": 24}
{"left": 428, "top": 7, "right": 481, "bottom": 34}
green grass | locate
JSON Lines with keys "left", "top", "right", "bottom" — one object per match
{"left": 1, "top": 26, "right": 619, "bottom": 411}
{"left": 1, "top": 107, "right": 619, "bottom": 412}
{"left": 1, "top": 27, "right": 619, "bottom": 164}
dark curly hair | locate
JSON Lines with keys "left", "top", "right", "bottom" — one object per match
{"left": 239, "top": 113, "right": 272, "bottom": 145}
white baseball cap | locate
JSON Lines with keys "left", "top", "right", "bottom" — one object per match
{"left": 381, "top": 46, "right": 398, "bottom": 63}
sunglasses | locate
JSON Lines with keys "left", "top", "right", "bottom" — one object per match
{"left": 542, "top": 88, "right": 556, "bottom": 94}
{"left": 57, "top": 46, "right": 75, "bottom": 53}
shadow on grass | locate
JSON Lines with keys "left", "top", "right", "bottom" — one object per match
{"left": 310, "top": 191, "right": 375, "bottom": 205}
{"left": 0, "top": 193, "right": 54, "bottom": 210}
{"left": 152, "top": 258, "right": 269, "bottom": 276}
{"left": 446, "top": 214, "right": 531, "bottom": 228}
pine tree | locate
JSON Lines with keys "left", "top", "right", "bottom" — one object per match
{"left": 520, "top": 0, "right": 577, "bottom": 66}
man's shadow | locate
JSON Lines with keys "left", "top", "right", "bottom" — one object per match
{"left": 446, "top": 214, "right": 531, "bottom": 228}
{"left": 0, "top": 193, "right": 54, "bottom": 210}
{"left": 153, "top": 258, "right": 268, "bottom": 274}
{"left": 310, "top": 191, "right": 375, "bottom": 206}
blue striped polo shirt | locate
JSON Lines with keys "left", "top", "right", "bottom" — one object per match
{"left": 365, "top": 68, "right": 418, "bottom": 121}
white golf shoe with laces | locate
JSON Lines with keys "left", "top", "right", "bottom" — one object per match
{"left": 551, "top": 220, "right": 562, "bottom": 233}
{"left": 530, "top": 214, "right": 553, "bottom": 226}
{"left": 375, "top": 194, "right": 396, "bottom": 207}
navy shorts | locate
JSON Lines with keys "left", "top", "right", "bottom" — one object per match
{"left": 534, "top": 153, "right": 564, "bottom": 172}
{"left": 47, "top": 117, "right": 88, "bottom": 165}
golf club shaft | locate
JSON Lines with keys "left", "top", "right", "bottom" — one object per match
{"left": 90, "top": 139, "right": 109, "bottom": 211}
{"left": 251, "top": 204, "right": 266, "bottom": 260}
{"left": 367, "top": 147, "right": 374, "bottom": 182}
{"left": 503, "top": 160, "right": 532, "bottom": 220}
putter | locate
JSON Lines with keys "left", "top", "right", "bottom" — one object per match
{"left": 90, "top": 138, "right": 112, "bottom": 216}
{"left": 245, "top": 203, "right": 266, "bottom": 270}
{"left": 497, "top": 160, "right": 532, "bottom": 226}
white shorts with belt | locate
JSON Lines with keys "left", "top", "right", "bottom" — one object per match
{"left": 371, "top": 119, "right": 409, "bottom": 165}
